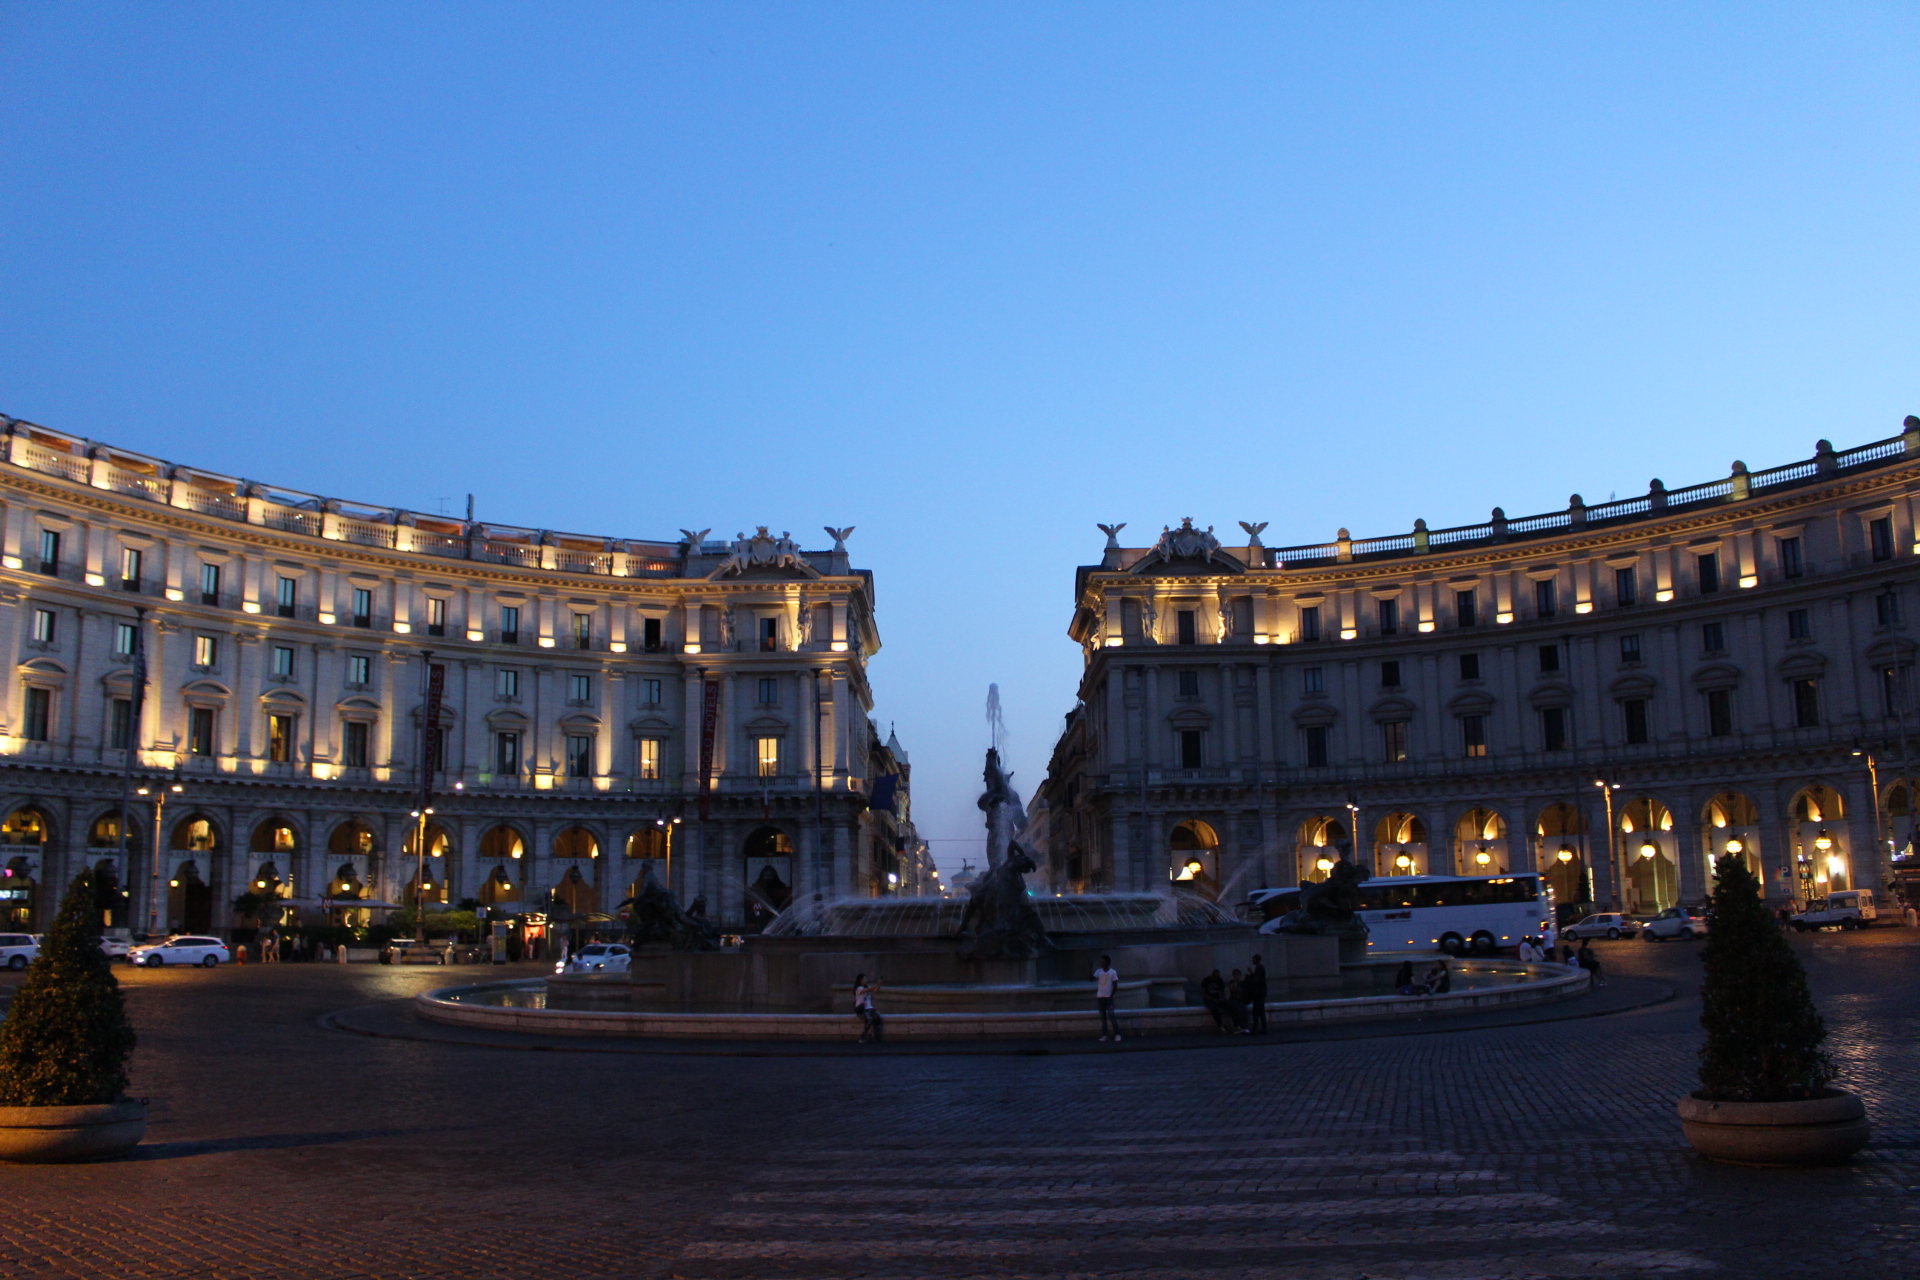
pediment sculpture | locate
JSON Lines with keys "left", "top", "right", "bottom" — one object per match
{"left": 712, "top": 527, "right": 819, "bottom": 579}
{"left": 1133, "top": 517, "right": 1243, "bottom": 574}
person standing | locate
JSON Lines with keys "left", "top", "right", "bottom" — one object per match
{"left": 1542, "top": 920, "right": 1559, "bottom": 955}
{"left": 853, "top": 972, "right": 884, "bottom": 1043}
{"left": 1201, "top": 968, "right": 1232, "bottom": 1032}
{"left": 1093, "top": 954, "right": 1121, "bottom": 1042}
{"left": 1245, "top": 954, "right": 1269, "bottom": 1034}
{"left": 1226, "top": 969, "right": 1250, "bottom": 1034}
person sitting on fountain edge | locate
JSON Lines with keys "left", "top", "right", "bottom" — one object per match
{"left": 853, "top": 973, "right": 883, "bottom": 1043}
{"left": 1093, "top": 954, "right": 1121, "bottom": 1042}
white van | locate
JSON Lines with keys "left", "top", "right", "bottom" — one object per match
{"left": 1791, "top": 890, "right": 1877, "bottom": 931}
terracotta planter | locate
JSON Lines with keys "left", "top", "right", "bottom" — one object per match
{"left": 1678, "top": 1090, "right": 1868, "bottom": 1167}
{"left": 0, "top": 1100, "right": 146, "bottom": 1164}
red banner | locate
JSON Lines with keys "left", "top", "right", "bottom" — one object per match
{"left": 698, "top": 679, "right": 720, "bottom": 820}
{"left": 421, "top": 662, "right": 446, "bottom": 805}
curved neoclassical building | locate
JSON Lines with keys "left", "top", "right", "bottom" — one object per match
{"left": 0, "top": 415, "right": 926, "bottom": 937}
{"left": 1040, "top": 422, "right": 1920, "bottom": 913}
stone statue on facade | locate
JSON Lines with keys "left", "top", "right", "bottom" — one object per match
{"left": 825, "top": 526, "right": 854, "bottom": 553}
{"left": 1268, "top": 854, "right": 1371, "bottom": 940}
{"left": 714, "top": 526, "right": 814, "bottom": 577}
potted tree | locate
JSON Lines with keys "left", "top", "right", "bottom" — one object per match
{"left": 1678, "top": 854, "right": 1869, "bottom": 1165}
{"left": 0, "top": 870, "right": 145, "bottom": 1162}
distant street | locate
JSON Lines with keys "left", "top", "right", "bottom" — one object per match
{"left": 2, "top": 932, "right": 1917, "bottom": 1279}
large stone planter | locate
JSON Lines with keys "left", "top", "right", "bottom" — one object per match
{"left": 1678, "top": 1090, "right": 1869, "bottom": 1167}
{"left": 0, "top": 1100, "right": 146, "bottom": 1164}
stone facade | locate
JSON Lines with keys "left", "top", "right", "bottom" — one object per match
{"left": 0, "top": 416, "right": 919, "bottom": 935}
{"left": 1039, "top": 424, "right": 1920, "bottom": 913}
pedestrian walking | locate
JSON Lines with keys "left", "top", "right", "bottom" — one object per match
{"left": 1577, "top": 940, "right": 1605, "bottom": 986}
{"left": 1200, "top": 968, "right": 1234, "bottom": 1032}
{"left": 852, "top": 972, "right": 884, "bottom": 1043}
{"left": 1245, "top": 954, "right": 1269, "bottom": 1034}
{"left": 1093, "top": 954, "right": 1121, "bottom": 1042}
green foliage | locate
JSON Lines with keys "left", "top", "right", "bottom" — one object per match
{"left": 394, "top": 908, "right": 479, "bottom": 940}
{"left": 230, "top": 891, "right": 270, "bottom": 920}
{"left": 0, "top": 871, "right": 137, "bottom": 1106}
{"left": 1697, "top": 854, "right": 1833, "bottom": 1101}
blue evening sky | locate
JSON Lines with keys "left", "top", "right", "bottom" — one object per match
{"left": 3, "top": 4, "right": 1917, "bottom": 872}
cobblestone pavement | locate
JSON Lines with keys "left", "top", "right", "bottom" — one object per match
{"left": 0, "top": 932, "right": 1916, "bottom": 1279}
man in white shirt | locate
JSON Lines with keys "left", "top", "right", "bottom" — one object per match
{"left": 1542, "top": 921, "right": 1559, "bottom": 955}
{"left": 1093, "top": 955, "right": 1121, "bottom": 1042}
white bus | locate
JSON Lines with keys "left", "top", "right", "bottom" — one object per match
{"left": 1246, "top": 874, "right": 1554, "bottom": 956}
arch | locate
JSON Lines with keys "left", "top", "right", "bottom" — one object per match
{"left": 1372, "top": 812, "right": 1428, "bottom": 876}
{"left": 91, "top": 858, "right": 128, "bottom": 930}
{"left": 86, "top": 808, "right": 142, "bottom": 852}
{"left": 479, "top": 864, "right": 520, "bottom": 907}
{"left": 626, "top": 826, "right": 668, "bottom": 859}
{"left": 1168, "top": 820, "right": 1222, "bottom": 898}
{"left": 250, "top": 817, "right": 301, "bottom": 854}
{"left": 245, "top": 860, "right": 288, "bottom": 906}
{"left": 328, "top": 819, "right": 378, "bottom": 858}
{"left": 1701, "top": 792, "right": 1764, "bottom": 886}
{"left": 1, "top": 851, "right": 35, "bottom": 929}
{"left": 1534, "top": 802, "right": 1592, "bottom": 907}
{"left": 1788, "top": 784, "right": 1851, "bottom": 899}
{"left": 170, "top": 813, "right": 221, "bottom": 853}
{"left": 553, "top": 825, "right": 600, "bottom": 859}
{"left": 552, "top": 865, "right": 596, "bottom": 915}
{"left": 1790, "top": 784, "right": 1844, "bottom": 823}
{"left": 1, "top": 806, "right": 52, "bottom": 852}
{"left": 1620, "top": 798, "right": 1678, "bottom": 911}
{"left": 1454, "top": 807, "right": 1509, "bottom": 874}
{"left": 1296, "top": 815, "right": 1348, "bottom": 883}
{"left": 745, "top": 826, "right": 794, "bottom": 858}
{"left": 402, "top": 821, "right": 453, "bottom": 860}
{"left": 400, "top": 862, "right": 449, "bottom": 907}
{"left": 326, "top": 862, "right": 364, "bottom": 899}
{"left": 167, "top": 858, "right": 212, "bottom": 932}
{"left": 480, "top": 824, "right": 526, "bottom": 861}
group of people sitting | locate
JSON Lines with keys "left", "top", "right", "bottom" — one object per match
{"left": 1393, "top": 958, "right": 1452, "bottom": 995}
{"left": 1198, "top": 959, "right": 1269, "bottom": 1034}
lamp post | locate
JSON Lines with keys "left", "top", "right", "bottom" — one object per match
{"left": 409, "top": 806, "right": 435, "bottom": 942}
{"left": 657, "top": 815, "right": 683, "bottom": 894}
{"left": 1594, "top": 779, "right": 1622, "bottom": 910}
{"left": 1852, "top": 748, "right": 1891, "bottom": 892}
{"left": 136, "top": 772, "right": 183, "bottom": 937}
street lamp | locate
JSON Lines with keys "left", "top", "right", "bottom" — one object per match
{"left": 1725, "top": 836, "right": 1745, "bottom": 856}
{"left": 1594, "top": 779, "right": 1623, "bottom": 910}
{"left": 656, "top": 815, "right": 684, "bottom": 894}
{"left": 135, "top": 773, "right": 184, "bottom": 937}
{"left": 409, "top": 806, "right": 435, "bottom": 942}
{"left": 1639, "top": 838, "right": 1659, "bottom": 860}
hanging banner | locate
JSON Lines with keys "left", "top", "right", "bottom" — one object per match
{"left": 699, "top": 679, "right": 721, "bottom": 820}
{"left": 421, "top": 663, "right": 446, "bottom": 806}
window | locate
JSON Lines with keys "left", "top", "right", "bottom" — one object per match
{"left": 24, "top": 687, "right": 50, "bottom": 741}
{"left": 641, "top": 678, "right": 662, "bottom": 706}
{"left": 1176, "top": 670, "right": 1199, "bottom": 698}
{"left": 1615, "top": 567, "right": 1637, "bottom": 605}
{"left": 1534, "top": 580, "right": 1557, "bottom": 618}
{"left": 347, "top": 655, "right": 371, "bottom": 686}
{"left": 1303, "top": 725, "right": 1329, "bottom": 768}
{"left": 500, "top": 605, "right": 520, "bottom": 644}
{"left": 1877, "top": 590, "right": 1901, "bottom": 628}
{"left": 271, "top": 645, "right": 294, "bottom": 678}
{"left": 189, "top": 707, "right": 215, "bottom": 756}
{"left": 1461, "top": 714, "right": 1487, "bottom": 758}
{"left": 1697, "top": 553, "right": 1720, "bottom": 594}
{"left": 497, "top": 668, "right": 519, "bottom": 698}
{"left": 1302, "top": 666, "right": 1324, "bottom": 694}
{"left": 1881, "top": 664, "right": 1914, "bottom": 716}
{"left": 757, "top": 736, "right": 781, "bottom": 777}
{"left": 1779, "top": 536, "right": 1803, "bottom": 579}
{"left": 1179, "top": 729, "right": 1203, "bottom": 769}
{"left": 1788, "top": 608, "right": 1811, "bottom": 640}
{"left": 200, "top": 563, "right": 221, "bottom": 606}
{"left": 342, "top": 720, "right": 368, "bottom": 768}
{"left": 495, "top": 731, "right": 520, "bottom": 774}
{"left": 1793, "top": 679, "right": 1820, "bottom": 728}
{"left": 638, "top": 737, "right": 662, "bottom": 780}
{"left": 1378, "top": 599, "right": 1399, "bottom": 636}
{"left": 573, "top": 614, "right": 592, "bottom": 649}
{"left": 1380, "top": 660, "right": 1401, "bottom": 688}
{"left": 194, "top": 635, "right": 217, "bottom": 668}
{"left": 277, "top": 576, "right": 298, "bottom": 618}
{"left": 1298, "top": 606, "right": 1321, "bottom": 642}
{"left": 1702, "top": 621, "right": 1726, "bottom": 653}
{"left": 1623, "top": 698, "right": 1649, "bottom": 745}
{"left": 1705, "top": 688, "right": 1733, "bottom": 737}
{"left": 567, "top": 734, "right": 594, "bottom": 777}
{"left": 759, "top": 617, "right": 777, "bottom": 652}
{"left": 38, "top": 529, "right": 59, "bottom": 575}
{"left": 643, "top": 617, "right": 663, "bottom": 651}
{"left": 1455, "top": 590, "right": 1477, "bottom": 627}
{"left": 1177, "top": 610, "right": 1197, "bottom": 645}
{"left": 115, "top": 622, "right": 137, "bottom": 657}
{"left": 31, "top": 609, "right": 54, "bottom": 644}
{"left": 109, "top": 698, "right": 133, "bottom": 750}
{"left": 351, "top": 588, "right": 373, "bottom": 628}
{"left": 1459, "top": 653, "right": 1480, "bottom": 680}
{"left": 1538, "top": 644, "right": 1560, "bottom": 674}
{"left": 757, "top": 677, "right": 778, "bottom": 705}
{"left": 120, "top": 547, "right": 142, "bottom": 590}
{"left": 426, "top": 597, "right": 446, "bottom": 637}
{"left": 1541, "top": 706, "right": 1568, "bottom": 752}
{"left": 1871, "top": 516, "right": 1894, "bottom": 562}
{"left": 1620, "top": 633, "right": 1642, "bottom": 663}
{"left": 1382, "top": 720, "right": 1408, "bottom": 762}
{"left": 268, "top": 714, "right": 294, "bottom": 762}
{"left": 570, "top": 674, "right": 592, "bottom": 703}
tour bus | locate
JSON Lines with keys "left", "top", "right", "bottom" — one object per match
{"left": 1245, "top": 874, "right": 1553, "bottom": 956}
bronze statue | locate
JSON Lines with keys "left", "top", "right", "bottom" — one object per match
{"left": 616, "top": 871, "right": 719, "bottom": 952}
{"left": 1270, "top": 853, "right": 1371, "bottom": 939}
{"left": 957, "top": 840, "right": 1050, "bottom": 960}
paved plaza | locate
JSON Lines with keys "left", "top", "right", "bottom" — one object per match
{"left": 0, "top": 933, "right": 1916, "bottom": 1280}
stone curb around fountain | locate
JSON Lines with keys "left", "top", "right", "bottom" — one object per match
{"left": 409, "top": 961, "right": 1591, "bottom": 1041}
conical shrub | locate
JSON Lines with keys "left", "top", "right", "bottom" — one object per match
{"left": 0, "top": 870, "right": 137, "bottom": 1106}
{"left": 1696, "top": 854, "right": 1831, "bottom": 1102}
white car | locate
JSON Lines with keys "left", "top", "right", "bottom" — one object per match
{"left": 1641, "top": 906, "right": 1709, "bottom": 941}
{"left": 0, "top": 932, "right": 39, "bottom": 970}
{"left": 1562, "top": 912, "right": 1640, "bottom": 940}
{"left": 98, "top": 937, "right": 132, "bottom": 960}
{"left": 559, "top": 942, "right": 631, "bottom": 974}
{"left": 1791, "top": 890, "right": 1879, "bottom": 932}
{"left": 128, "top": 935, "right": 231, "bottom": 967}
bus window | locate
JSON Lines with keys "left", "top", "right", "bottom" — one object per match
{"left": 1357, "top": 885, "right": 1391, "bottom": 910}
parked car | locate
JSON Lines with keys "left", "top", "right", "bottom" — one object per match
{"left": 1562, "top": 912, "right": 1640, "bottom": 940}
{"left": 98, "top": 937, "right": 132, "bottom": 960}
{"left": 0, "top": 932, "right": 39, "bottom": 970}
{"left": 1641, "top": 906, "right": 1709, "bottom": 941}
{"left": 559, "top": 942, "right": 631, "bottom": 974}
{"left": 1791, "top": 890, "right": 1878, "bottom": 932}
{"left": 128, "top": 935, "right": 231, "bottom": 967}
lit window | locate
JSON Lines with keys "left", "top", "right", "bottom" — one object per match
{"left": 347, "top": 655, "right": 371, "bottom": 685}
{"left": 268, "top": 714, "right": 295, "bottom": 762}
{"left": 201, "top": 563, "right": 221, "bottom": 605}
{"left": 1382, "top": 720, "right": 1408, "bottom": 763}
{"left": 426, "top": 596, "right": 447, "bottom": 636}
{"left": 31, "top": 609, "right": 54, "bottom": 644}
{"left": 1461, "top": 714, "right": 1487, "bottom": 758}
{"left": 638, "top": 737, "right": 662, "bottom": 780}
{"left": 37, "top": 529, "right": 59, "bottom": 575}
{"left": 115, "top": 622, "right": 138, "bottom": 656}
{"left": 757, "top": 736, "right": 780, "bottom": 777}
{"left": 189, "top": 706, "right": 215, "bottom": 756}
{"left": 194, "top": 635, "right": 217, "bottom": 667}
{"left": 121, "top": 547, "right": 143, "bottom": 589}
